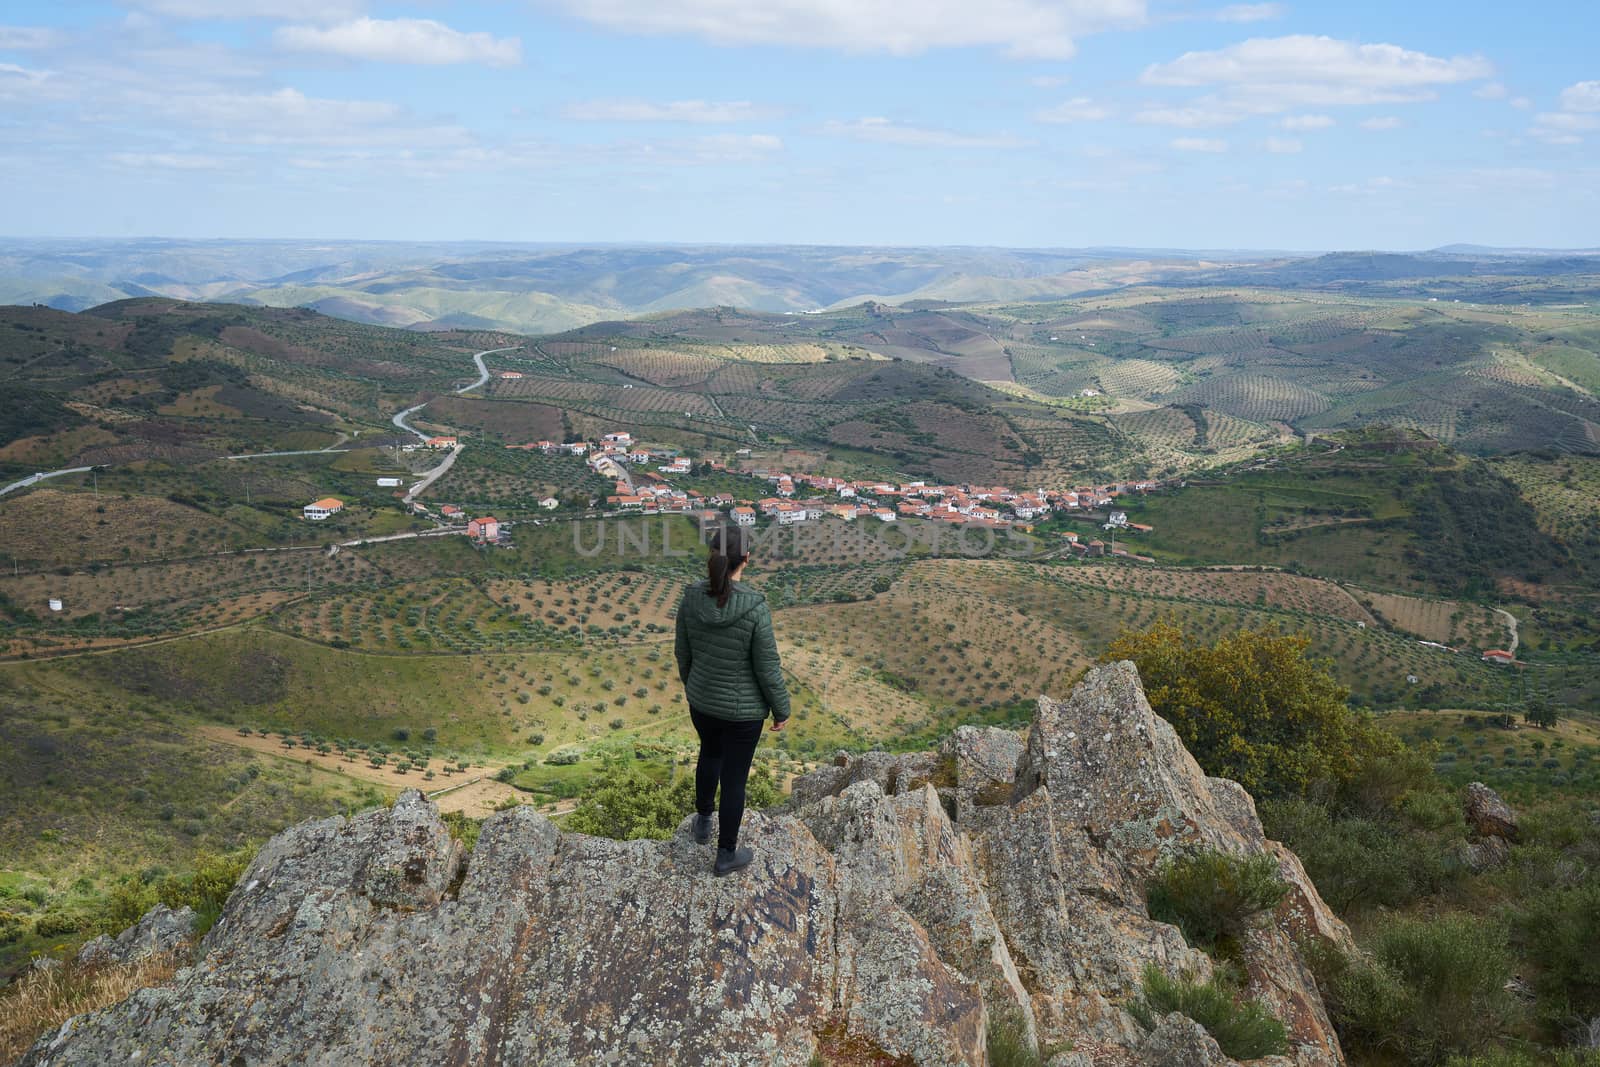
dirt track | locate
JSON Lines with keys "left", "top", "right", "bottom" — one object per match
{"left": 196, "top": 725, "right": 525, "bottom": 817}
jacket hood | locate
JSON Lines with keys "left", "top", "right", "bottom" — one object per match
{"left": 680, "top": 580, "right": 765, "bottom": 627}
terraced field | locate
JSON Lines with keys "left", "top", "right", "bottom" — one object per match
{"left": 1359, "top": 591, "right": 1507, "bottom": 650}
{"left": 1490, "top": 455, "right": 1600, "bottom": 540}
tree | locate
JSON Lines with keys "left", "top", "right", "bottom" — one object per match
{"left": 1101, "top": 623, "right": 1426, "bottom": 804}
{"left": 1522, "top": 692, "right": 1563, "bottom": 730}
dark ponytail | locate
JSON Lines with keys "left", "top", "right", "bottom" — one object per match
{"left": 706, "top": 526, "right": 748, "bottom": 608}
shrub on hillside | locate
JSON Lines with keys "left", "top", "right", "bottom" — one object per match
{"left": 1260, "top": 796, "right": 1464, "bottom": 914}
{"left": 1510, "top": 881, "right": 1600, "bottom": 1030}
{"left": 1445, "top": 1052, "right": 1600, "bottom": 1067}
{"left": 1102, "top": 623, "right": 1430, "bottom": 803}
{"left": 1316, "top": 914, "right": 1515, "bottom": 1064}
{"left": 1146, "top": 850, "right": 1288, "bottom": 955}
{"left": 99, "top": 850, "right": 249, "bottom": 938}
{"left": 1127, "top": 965, "right": 1288, "bottom": 1059}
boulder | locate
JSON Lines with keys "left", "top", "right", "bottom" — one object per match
{"left": 74, "top": 904, "right": 196, "bottom": 968}
{"left": 23, "top": 664, "right": 1348, "bottom": 1067}
{"left": 1464, "top": 782, "right": 1519, "bottom": 842}
{"left": 1463, "top": 834, "right": 1513, "bottom": 872}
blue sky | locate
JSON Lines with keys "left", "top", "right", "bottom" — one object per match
{"left": 2, "top": 0, "right": 1596, "bottom": 248}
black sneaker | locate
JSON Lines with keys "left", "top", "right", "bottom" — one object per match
{"left": 692, "top": 814, "right": 713, "bottom": 845}
{"left": 714, "top": 846, "right": 753, "bottom": 876}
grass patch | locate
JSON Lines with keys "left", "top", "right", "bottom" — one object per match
{"left": 1127, "top": 964, "right": 1289, "bottom": 1059}
{"left": 1145, "top": 849, "right": 1288, "bottom": 956}
{"left": 0, "top": 950, "right": 181, "bottom": 1064}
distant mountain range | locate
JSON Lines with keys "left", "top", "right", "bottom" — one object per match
{"left": 3, "top": 239, "right": 1598, "bottom": 334}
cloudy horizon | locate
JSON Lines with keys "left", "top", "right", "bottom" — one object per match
{"left": 1, "top": 0, "right": 1596, "bottom": 249}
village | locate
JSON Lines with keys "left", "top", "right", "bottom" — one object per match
{"left": 523, "top": 429, "right": 1158, "bottom": 560}
{"left": 300, "top": 425, "right": 1162, "bottom": 560}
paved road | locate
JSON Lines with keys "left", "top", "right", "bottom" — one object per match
{"left": 1494, "top": 608, "right": 1520, "bottom": 656}
{"left": 225, "top": 448, "right": 353, "bottom": 461}
{"left": 393, "top": 345, "right": 521, "bottom": 502}
{"left": 0, "top": 466, "right": 93, "bottom": 499}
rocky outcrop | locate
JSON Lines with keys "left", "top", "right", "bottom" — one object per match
{"left": 1464, "top": 781, "right": 1519, "bottom": 842}
{"left": 73, "top": 904, "right": 196, "bottom": 968}
{"left": 21, "top": 663, "right": 1348, "bottom": 1067}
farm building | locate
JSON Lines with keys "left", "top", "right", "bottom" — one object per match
{"left": 1481, "top": 649, "right": 1517, "bottom": 665}
{"left": 426, "top": 436, "right": 458, "bottom": 448}
{"left": 440, "top": 505, "right": 463, "bottom": 518}
{"left": 497, "top": 371, "right": 524, "bottom": 379}
{"left": 467, "top": 516, "right": 500, "bottom": 542}
{"left": 376, "top": 477, "right": 402, "bottom": 487}
{"left": 303, "top": 498, "right": 344, "bottom": 521}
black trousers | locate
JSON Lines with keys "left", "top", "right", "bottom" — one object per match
{"left": 689, "top": 708, "right": 764, "bottom": 851}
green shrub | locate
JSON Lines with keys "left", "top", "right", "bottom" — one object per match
{"left": 1127, "top": 965, "right": 1288, "bottom": 1059}
{"left": 1102, "top": 624, "right": 1429, "bottom": 802}
{"left": 1445, "top": 1051, "right": 1600, "bottom": 1067}
{"left": 1511, "top": 881, "right": 1600, "bottom": 1027}
{"left": 1146, "top": 849, "right": 1287, "bottom": 954}
{"left": 32, "top": 911, "right": 84, "bottom": 938}
{"left": 1260, "top": 797, "right": 1461, "bottom": 914}
{"left": 1319, "top": 915, "right": 1515, "bottom": 1064}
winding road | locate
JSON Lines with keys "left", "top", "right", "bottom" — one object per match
{"left": 0, "top": 466, "right": 93, "bottom": 499}
{"left": 393, "top": 345, "right": 522, "bottom": 503}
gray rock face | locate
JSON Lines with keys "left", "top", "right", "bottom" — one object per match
{"left": 22, "top": 663, "right": 1347, "bottom": 1067}
{"left": 74, "top": 904, "right": 196, "bottom": 968}
{"left": 1464, "top": 781, "right": 1520, "bottom": 842}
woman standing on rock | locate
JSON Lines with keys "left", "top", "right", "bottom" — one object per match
{"left": 674, "top": 525, "right": 791, "bottom": 876}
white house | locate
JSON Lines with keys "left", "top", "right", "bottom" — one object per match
{"left": 376, "top": 477, "right": 402, "bottom": 487}
{"left": 303, "top": 497, "right": 344, "bottom": 521}
{"left": 731, "top": 506, "right": 756, "bottom": 527}
{"left": 539, "top": 497, "right": 560, "bottom": 510}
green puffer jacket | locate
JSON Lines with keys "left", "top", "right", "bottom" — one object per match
{"left": 674, "top": 579, "right": 791, "bottom": 723}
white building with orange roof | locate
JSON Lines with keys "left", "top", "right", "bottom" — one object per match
{"left": 302, "top": 497, "right": 344, "bottom": 521}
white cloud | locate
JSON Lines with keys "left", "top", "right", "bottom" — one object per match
{"left": 1029, "top": 75, "right": 1070, "bottom": 89}
{"left": 1473, "top": 81, "right": 1508, "bottom": 100}
{"left": 563, "top": 99, "right": 778, "bottom": 123}
{"left": 0, "top": 61, "right": 51, "bottom": 99}
{"left": 1510, "top": 96, "right": 1532, "bottom": 110}
{"left": 1529, "top": 84, "right": 1600, "bottom": 144}
{"left": 1142, "top": 35, "right": 1493, "bottom": 107}
{"left": 1214, "top": 3, "right": 1284, "bottom": 22}
{"left": 1172, "top": 136, "right": 1227, "bottom": 152}
{"left": 1134, "top": 104, "right": 1240, "bottom": 127}
{"left": 542, "top": 0, "right": 1148, "bottom": 59}
{"left": 1034, "top": 96, "right": 1109, "bottom": 123}
{"left": 1280, "top": 113, "right": 1333, "bottom": 130}
{"left": 1560, "top": 81, "right": 1600, "bottom": 112}
{"left": 1360, "top": 116, "right": 1403, "bottom": 130}
{"left": 150, "top": 86, "right": 474, "bottom": 149}
{"left": 109, "top": 151, "right": 229, "bottom": 170}
{"left": 1533, "top": 112, "right": 1600, "bottom": 132}
{"left": 1263, "top": 136, "right": 1302, "bottom": 153}
{"left": 276, "top": 18, "right": 522, "bottom": 66}
{"left": 0, "top": 25, "right": 60, "bottom": 48}
{"left": 821, "top": 117, "right": 1032, "bottom": 148}
{"left": 130, "top": 0, "right": 359, "bottom": 19}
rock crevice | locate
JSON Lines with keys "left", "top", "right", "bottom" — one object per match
{"left": 22, "top": 662, "right": 1348, "bottom": 1067}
